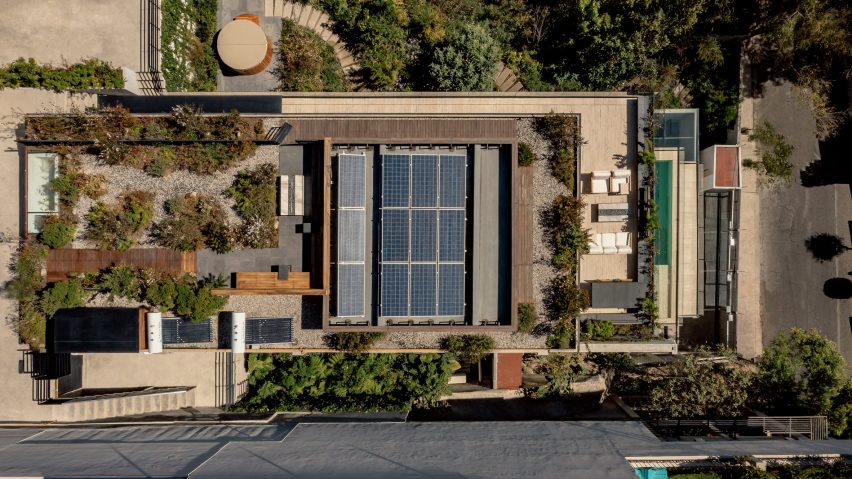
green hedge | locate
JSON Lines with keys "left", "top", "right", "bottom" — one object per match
{"left": 0, "top": 57, "right": 123, "bottom": 91}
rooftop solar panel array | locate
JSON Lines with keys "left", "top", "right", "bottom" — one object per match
{"left": 380, "top": 153, "right": 467, "bottom": 318}
{"left": 336, "top": 153, "right": 366, "bottom": 317}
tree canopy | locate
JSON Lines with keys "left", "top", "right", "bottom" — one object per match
{"left": 427, "top": 23, "right": 500, "bottom": 91}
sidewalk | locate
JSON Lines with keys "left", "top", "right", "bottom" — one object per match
{"left": 734, "top": 55, "right": 763, "bottom": 359}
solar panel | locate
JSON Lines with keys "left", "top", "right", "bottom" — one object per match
{"left": 410, "top": 264, "right": 437, "bottom": 316}
{"left": 439, "top": 155, "right": 466, "bottom": 207}
{"left": 439, "top": 210, "right": 465, "bottom": 262}
{"left": 337, "top": 210, "right": 365, "bottom": 263}
{"left": 162, "top": 318, "right": 212, "bottom": 344}
{"left": 382, "top": 154, "right": 410, "bottom": 207}
{"left": 245, "top": 317, "right": 294, "bottom": 344}
{"left": 410, "top": 209, "right": 436, "bottom": 262}
{"left": 438, "top": 264, "right": 465, "bottom": 316}
{"left": 337, "top": 264, "right": 365, "bottom": 317}
{"left": 381, "top": 263, "right": 409, "bottom": 316}
{"left": 381, "top": 209, "right": 409, "bottom": 262}
{"left": 338, "top": 154, "right": 365, "bottom": 208}
{"left": 411, "top": 155, "right": 438, "bottom": 207}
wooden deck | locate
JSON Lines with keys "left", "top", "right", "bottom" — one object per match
{"left": 213, "top": 272, "right": 325, "bottom": 296}
{"left": 512, "top": 164, "right": 535, "bottom": 304}
{"left": 284, "top": 119, "right": 517, "bottom": 144}
{"left": 47, "top": 249, "right": 195, "bottom": 282}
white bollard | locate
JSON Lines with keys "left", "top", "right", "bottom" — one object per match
{"left": 146, "top": 312, "right": 163, "bottom": 354}
{"left": 231, "top": 312, "right": 246, "bottom": 354}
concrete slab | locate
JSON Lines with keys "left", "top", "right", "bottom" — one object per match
{"left": 0, "top": 0, "right": 141, "bottom": 70}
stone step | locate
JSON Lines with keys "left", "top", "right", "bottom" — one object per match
{"left": 507, "top": 79, "right": 524, "bottom": 92}
{"left": 55, "top": 389, "right": 194, "bottom": 422}
{"left": 305, "top": 8, "right": 321, "bottom": 29}
{"left": 281, "top": 2, "right": 294, "bottom": 20}
{"left": 264, "top": 0, "right": 274, "bottom": 16}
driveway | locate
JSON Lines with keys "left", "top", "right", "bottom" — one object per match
{"left": 755, "top": 81, "right": 852, "bottom": 368}
{"left": 0, "top": 0, "right": 142, "bottom": 70}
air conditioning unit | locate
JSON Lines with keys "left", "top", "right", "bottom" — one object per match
{"left": 146, "top": 312, "right": 163, "bottom": 354}
{"left": 232, "top": 312, "right": 246, "bottom": 354}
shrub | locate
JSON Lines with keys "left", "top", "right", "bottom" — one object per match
{"left": 324, "top": 332, "right": 386, "bottom": 353}
{"left": 7, "top": 243, "right": 47, "bottom": 304}
{"left": 546, "top": 320, "right": 574, "bottom": 349}
{"left": 39, "top": 279, "right": 86, "bottom": 318}
{"left": 545, "top": 274, "right": 589, "bottom": 322}
{"left": 551, "top": 148, "right": 576, "bottom": 188}
{"left": 0, "top": 57, "right": 123, "bottom": 91}
{"left": 440, "top": 334, "right": 494, "bottom": 363}
{"left": 550, "top": 194, "right": 589, "bottom": 271}
{"left": 227, "top": 164, "right": 278, "bottom": 249}
{"left": 98, "top": 265, "right": 142, "bottom": 302}
{"left": 428, "top": 23, "right": 500, "bottom": 91}
{"left": 145, "top": 146, "right": 176, "bottom": 177}
{"left": 85, "top": 191, "right": 154, "bottom": 249}
{"left": 745, "top": 122, "right": 795, "bottom": 186}
{"left": 523, "top": 354, "right": 580, "bottom": 398}
{"left": 274, "top": 19, "right": 349, "bottom": 92}
{"left": 39, "top": 216, "right": 75, "bottom": 249}
{"left": 517, "top": 303, "right": 537, "bottom": 334}
{"left": 154, "top": 194, "right": 229, "bottom": 252}
{"left": 19, "top": 303, "right": 47, "bottom": 349}
{"left": 205, "top": 223, "right": 235, "bottom": 254}
{"left": 535, "top": 113, "right": 580, "bottom": 188}
{"left": 583, "top": 319, "right": 615, "bottom": 340}
{"left": 518, "top": 142, "right": 536, "bottom": 166}
{"left": 145, "top": 276, "right": 178, "bottom": 312}
{"left": 172, "top": 276, "right": 228, "bottom": 322}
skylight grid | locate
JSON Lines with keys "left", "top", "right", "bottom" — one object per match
{"left": 336, "top": 152, "right": 366, "bottom": 318}
{"left": 338, "top": 154, "right": 366, "bottom": 208}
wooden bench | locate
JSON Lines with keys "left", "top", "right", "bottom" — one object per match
{"left": 235, "top": 272, "right": 310, "bottom": 290}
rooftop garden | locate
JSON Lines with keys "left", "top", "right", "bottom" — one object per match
{"left": 24, "top": 106, "right": 277, "bottom": 254}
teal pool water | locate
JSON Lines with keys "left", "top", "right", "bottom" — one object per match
{"left": 654, "top": 160, "right": 672, "bottom": 265}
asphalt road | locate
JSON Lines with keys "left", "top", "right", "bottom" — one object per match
{"left": 756, "top": 82, "right": 852, "bottom": 368}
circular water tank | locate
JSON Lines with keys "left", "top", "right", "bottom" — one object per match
{"left": 232, "top": 312, "right": 246, "bottom": 354}
{"left": 147, "top": 312, "right": 163, "bottom": 354}
{"left": 216, "top": 17, "right": 272, "bottom": 75}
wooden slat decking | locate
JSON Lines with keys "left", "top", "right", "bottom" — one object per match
{"left": 513, "top": 165, "right": 535, "bottom": 305}
{"left": 212, "top": 272, "right": 325, "bottom": 296}
{"left": 47, "top": 249, "right": 196, "bottom": 282}
{"left": 284, "top": 119, "right": 517, "bottom": 144}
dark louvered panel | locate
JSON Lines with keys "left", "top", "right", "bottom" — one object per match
{"left": 246, "top": 317, "right": 294, "bottom": 344}
{"left": 162, "top": 318, "right": 212, "bottom": 344}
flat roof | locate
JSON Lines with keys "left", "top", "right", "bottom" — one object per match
{"left": 714, "top": 145, "right": 740, "bottom": 188}
{"left": 49, "top": 307, "right": 141, "bottom": 353}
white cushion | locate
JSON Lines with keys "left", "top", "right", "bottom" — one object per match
{"left": 592, "top": 170, "right": 610, "bottom": 178}
{"left": 616, "top": 232, "right": 632, "bottom": 254}
{"left": 601, "top": 233, "right": 617, "bottom": 254}
{"left": 591, "top": 178, "right": 608, "bottom": 194}
{"left": 612, "top": 169, "right": 631, "bottom": 178}
{"left": 588, "top": 233, "right": 603, "bottom": 254}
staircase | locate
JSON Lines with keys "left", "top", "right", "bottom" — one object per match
{"left": 53, "top": 387, "right": 196, "bottom": 422}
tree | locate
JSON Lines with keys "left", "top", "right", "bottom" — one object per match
{"left": 39, "top": 279, "right": 86, "bottom": 318}
{"left": 756, "top": 328, "right": 848, "bottom": 431}
{"left": 805, "top": 233, "right": 849, "bottom": 263}
{"left": 517, "top": 303, "right": 537, "bottom": 334}
{"left": 744, "top": 122, "right": 795, "bottom": 186}
{"left": 648, "top": 349, "right": 753, "bottom": 418}
{"left": 545, "top": 274, "right": 589, "bottom": 321}
{"left": 428, "top": 23, "right": 500, "bottom": 91}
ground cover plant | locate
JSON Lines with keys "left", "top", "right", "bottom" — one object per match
{"left": 582, "top": 319, "right": 615, "bottom": 341}
{"left": 226, "top": 163, "right": 278, "bottom": 248}
{"left": 233, "top": 352, "right": 455, "bottom": 412}
{"left": 160, "top": 0, "right": 218, "bottom": 91}
{"left": 548, "top": 194, "right": 589, "bottom": 272}
{"left": 0, "top": 57, "right": 123, "bottom": 90}
{"left": 517, "top": 142, "right": 535, "bottom": 166}
{"left": 275, "top": 19, "right": 349, "bottom": 92}
{"left": 6, "top": 243, "right": 48, "bottom": 347}
{"left": 534, "top": 113, "right": 580, "bottom": 190}
{"left": 85, "top": 191, "right": 154, "bottom": 250}
{"left": 545, "top": 319, "right": 575, "bottom": 349}
{"left": 154, "top": 194, "right": 233, "bottom": 253}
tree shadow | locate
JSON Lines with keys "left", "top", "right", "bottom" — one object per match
{"left": 823, "top": 278, "right": 852, "bottom": 300}
{"left": 801, "top": 119, "right": 852, "bottom": 187}
{"left": 804, "top": 233, "right": 849, "bottom": 263}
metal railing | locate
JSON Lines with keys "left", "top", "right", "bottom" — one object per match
{"left": 139, "top": 0, "right": 164, "bottom": 93}
{"left": 747, "top": 416, "right": 828, "bottom": 440}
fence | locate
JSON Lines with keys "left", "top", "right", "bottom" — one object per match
{"left": 139, "top": 0, "right": 164, "bottom": 93}
{"left": 747, "top": 416, "right": 828, "bottom": 440}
